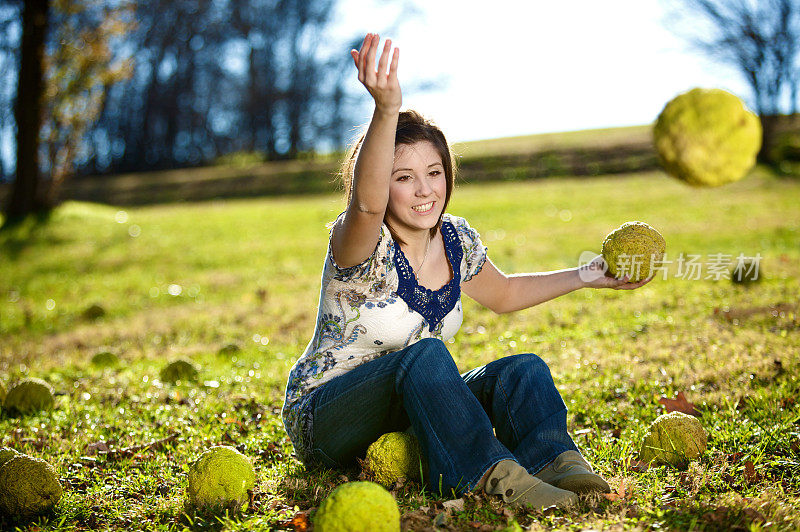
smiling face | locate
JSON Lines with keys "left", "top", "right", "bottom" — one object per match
{"left": 385, "top": 141, "right": 448, "bottom": 239}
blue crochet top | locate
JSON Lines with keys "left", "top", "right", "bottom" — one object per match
{"left": 393, "top": 218, "right": 463, "bottom": 332}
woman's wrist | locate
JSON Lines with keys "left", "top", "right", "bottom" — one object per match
{"left": 373, "top": 103, "right": 401, "bottom": 117}
{"left": 572, "top": 267, "right": 589, "bottom": 290}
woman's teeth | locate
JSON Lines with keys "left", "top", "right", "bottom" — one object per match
{"left": 412, "top": 202, "right": 434, "bottom": 213}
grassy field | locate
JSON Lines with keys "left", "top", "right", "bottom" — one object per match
{"left": 1, "top": 166, "right": 799, "bottom": 531}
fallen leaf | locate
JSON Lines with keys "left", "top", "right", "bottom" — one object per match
{"left": 84, "top": 441, "right": 110, "bottom": 455}
{"left": 442, "top": 498, "right": 464, "bottom": 512}
{"left": 276, "top": 510, "right": 311, "bottom": 531}
{"left": 223, "top": 417, "right": 245, "bottom": 428}
{"left": 603, "top": 478, "right": 629, "bottom": 501}
{"left": 401, "top": 509, "right": 432, "bottom": 531}
{"left": 726, "top": 452, "right": 745, "bottom": 463}
{"left": 627, "top": 459, "right": 650, "bottom": 473}
{"left": 658, "top": 391, "right": 700, "bottom": 416}
{"left": 391, "top": 476, "right": 408, "bottom": 491}
{"left": 744, "top": 460, "right": 759, "bottom": 484}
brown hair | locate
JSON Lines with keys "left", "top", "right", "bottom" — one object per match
{"left": 338, "top": 110, "right": 457, "bottom": 244}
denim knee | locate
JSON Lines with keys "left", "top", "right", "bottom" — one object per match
{"left": 501, "top": 353, "right": 552, "bottom": 381}
{"left": 410, "top": 337, "right": 449, "bottom": 354}
{"left": 497, "top": 354, "right": 565, "bottom": 409}
{"left": 399, "top": 338, "right": 451, "bottom": 367}
{"left": 394, "top": 338, "right": 457, "bottom": 390}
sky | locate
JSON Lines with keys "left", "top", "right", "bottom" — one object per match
{"left": 330, "top": 0, "right": 751, "bottom": 144}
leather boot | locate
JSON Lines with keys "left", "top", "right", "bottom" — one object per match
{"left": 483, "top": 459, "right": 577, "bottom": 510}
{"left": 534, "top": 450, "right": 610, "bottom": 493}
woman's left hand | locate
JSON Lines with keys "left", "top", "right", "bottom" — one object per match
{"left": 578, "top": 254, "right": 655, "bottom": 290}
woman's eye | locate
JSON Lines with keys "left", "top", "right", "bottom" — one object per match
{"left": 397, "top": 175, "right": 411, "bottom": 181}
{"left": 429, "top": 170, "right": 441, "bottom": 177}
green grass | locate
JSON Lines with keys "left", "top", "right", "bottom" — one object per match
{"left": 453, "top": 124, "right": 652, "bottom": 158}
{"left": 1, "top": 167, "right": 799, "bottom": 530}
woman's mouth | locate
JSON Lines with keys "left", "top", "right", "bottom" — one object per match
{"left": 411, "top": 201, "right": 435, "bottom": 214}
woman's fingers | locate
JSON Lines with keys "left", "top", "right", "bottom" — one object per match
{"left": 613, "top": 275, "right": 654, "bottom": 290}
{"left": 376, "top": 38, "right": 392, "bottom": 79}
{"left": 358, "top": 34, "right": 372, "bottom": 78}
{"left": 364, "top": 33, "right": 380, "bottom": 83}
{"left": 388, "top": 46, "right": 399, "bottom": 80}
{"left": 353, "top": 33, "right": 370, "bottom": 79}
{"left": 352, "top": 32, "right": 400, "bottom": 110}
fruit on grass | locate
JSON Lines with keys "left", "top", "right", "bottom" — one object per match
{"left": 217, "top": 343, "right": 241, "bottom": 357}
{"left": 159, "top": 359, "right": 200, "bottom": 384}
{"left": 602, "top": 221, "right": 666, "bottom": 282}
{"left": 0, "top": 454, "right": 62, "bottom": 516}
{"left": 314, "top": 481, "right": 400, "bottom": 532}
{"left": 91, "top": 351, "right": 120, "bottom": 367}
{"left": 82, "top": 302, "right": 106, "bottom": 320}
{"left": 3, "top": 378, "right": 55, "bottom": 415}
{"left": 187, "top": 445, "right": 255, "bottom": 510}
{"left": 639, "top": 411, "right": 708, "bottom": 468}
{"left": 365, "top": 431, "right": 423, "bottom": 486}
{"left": 654, "top": 88, "right": 761, "bottom": 187}
{"left": 0, "top": 447, "right": 19, "bottom": 468}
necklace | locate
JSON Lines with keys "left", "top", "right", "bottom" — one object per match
{"left": 415, "top": 232, "right": 432, "bottom": 278}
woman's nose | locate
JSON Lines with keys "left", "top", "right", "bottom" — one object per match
{"left": 416, "top": 178, "right": 432, "bottom": 196}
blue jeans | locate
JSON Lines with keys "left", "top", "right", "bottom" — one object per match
{"left": 305, "top": 338, "right": 579, "bottom": 495}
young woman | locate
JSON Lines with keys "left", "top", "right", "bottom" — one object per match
{"left": 282, "top": 33, "right": 652, "bottom": 509}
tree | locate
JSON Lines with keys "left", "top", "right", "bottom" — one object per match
{"left": 2, "top": 0, "right": 134, "bottom": 226}
{"left": 668, "top": 0, "right": 800, "bottom": 162}
{"left": 4, "top": 0, "right": 49, "bottom": 224}
{"left": 40, "top": 0, "right": 135, "bottom": 207}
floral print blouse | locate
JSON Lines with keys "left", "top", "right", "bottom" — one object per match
{"left": 281, "top": 212, "right": 487, "bottom": 462}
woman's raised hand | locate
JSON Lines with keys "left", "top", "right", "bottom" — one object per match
{"left": 351, "top": 33, "right": 401, "bottom": 113}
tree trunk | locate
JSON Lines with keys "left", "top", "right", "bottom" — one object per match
{"left": 758, "top": 114, "right": 779, "bottom": 163}
{"left": 3, "top": 0, "right": 50, "bottom": 225}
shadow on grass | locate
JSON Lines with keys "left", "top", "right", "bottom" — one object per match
{"left": 0, "top": 208, "right": 57, "bottom": 260}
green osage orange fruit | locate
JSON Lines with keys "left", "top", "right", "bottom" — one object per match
{"left": 0, "top": 454, "right": 62, "bottom": 516}
{"left": 187, "top": 445, "right": 255, "bottom": 510}
{"left": 602, "top": 221, "right": 666, "bottom": 282}
{"left": 365, "top": 431, "right": 423, "bottom": 487}
{"left": 3, "top": 378, "right": 55, "bottom": 415}
{"left": 159, "top": 359, "right": 200, "bottom": 384}
{"left": 654, "top": 88, "right": 761, "bottom": 187}
{"left": 314, "top": 481, "right": 400, "bottom": 532}
{"left": 639, "top": 411, "right": 708, "bottom": 468}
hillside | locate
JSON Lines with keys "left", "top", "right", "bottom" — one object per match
{"left": 0, "top": 125, "right": 656, "bottom": 207}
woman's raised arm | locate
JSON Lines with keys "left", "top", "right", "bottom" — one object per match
{"left": 330, "top": 34, "right": 401, "bottom": 268}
